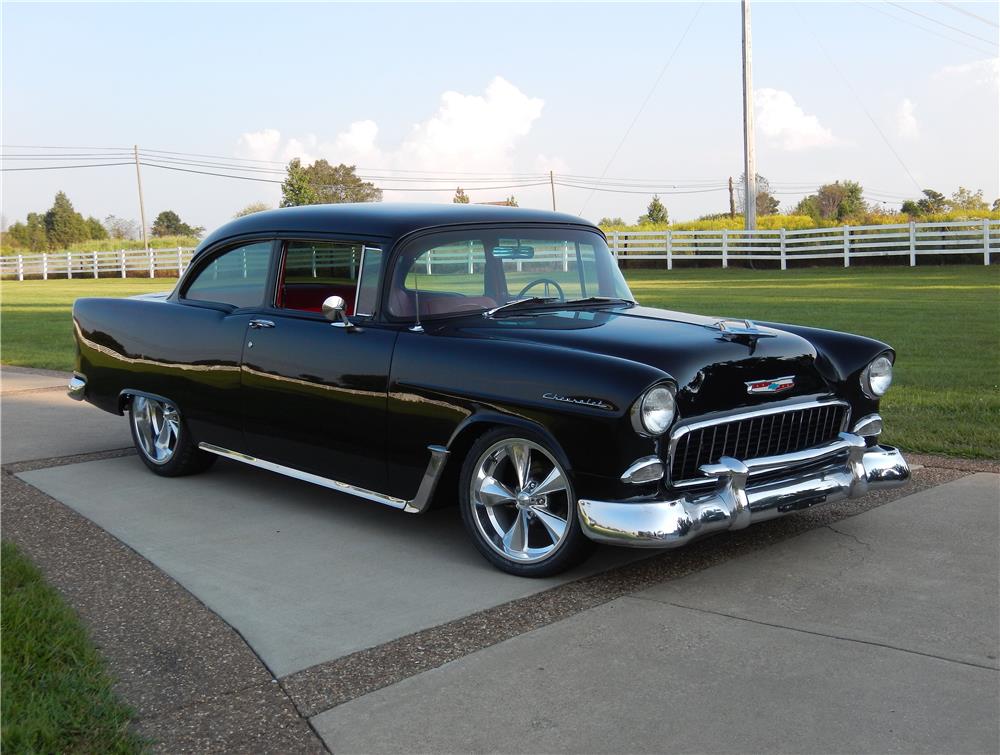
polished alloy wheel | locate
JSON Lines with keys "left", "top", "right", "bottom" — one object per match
{"left": 470, "top": 438, "right": 572, "bottom": 564}
{"left": 130, "top": 395, "right": 180, "bottom": 465}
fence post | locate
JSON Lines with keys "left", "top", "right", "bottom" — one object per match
{"left": 984, "top": 219, "right": 991, "bottom": 266}
{"left": 612, "top": 230, "right": 619, "bottom": 263}
{"left": 666, "top": 230, "right": 673, "bottom": 271}
{"left": 119, "top": 250, "right": 126, "bottom": 278}
{"left": 148, "top": 248, "right": 155, "bottom": 278}
{"left": 843, "top": 226, "right": 850, "bottom": 267}
{"left": 92, "top": 250, "right": 98, "bottom": 278}
{"left": 16, "top": 254, "right": 23, "bottom": 281}
{"left": 67, "top": 252, "right": 73, "bottom": 279}
{"left": 562, "top": 241, "right": 569, "bottom": 273}
{"left": 721, "top": 229, "right": 729, "bottom": 269}
{"left": 176, "top": 246, "right": 183, "bottom": 276}
{"left": 42, "top": 252, "right": 49, "bottom": 280}
{"left": 468, "top": 242, "right": 474, "bottom": 275}
{"left": 780, "top": 228, "right": 787, "bottom": 270}
{"left": 909, "top": 221, "right": 917, "bottom": 267}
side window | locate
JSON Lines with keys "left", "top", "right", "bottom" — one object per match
{"left": 278, "top": 241, "right": 362, "bottom": 314}
{"left": 355, "top": 247, "right": 383, "bottom": 317}
{"left": 184, "top": 242, "right": 272, "bottom": 308}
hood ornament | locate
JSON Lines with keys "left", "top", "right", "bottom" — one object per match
{"left": 715, "top": 319, "right": 775, "bottom": 342}
{"left": 746, "top": 376, "right": 795, "bottom": 394}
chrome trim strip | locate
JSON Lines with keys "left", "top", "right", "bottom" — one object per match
{"left": 67, "top": 375, "right": 86, "bottom": 401}
{"left": 579, "top": 436, "right": 909, "bottom": 548}
{"left": 667, "top": 397, "right": 851, "bottom": 480}
{"left": 621, "top": 456, "right": 665, "bottom": 485}
{"left": 197, "top": 442, "right": 449, "bottom": 514}
{"left": 851, "top": 413, "right": 883, "bottom": 438}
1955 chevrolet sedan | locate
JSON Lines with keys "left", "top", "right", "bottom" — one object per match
{"left": 70, "top": 203, "right": 910, "bottom": 576}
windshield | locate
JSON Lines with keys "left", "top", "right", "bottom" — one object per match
{"left": 388, "top": 227, "right": 633, "bottom": 321}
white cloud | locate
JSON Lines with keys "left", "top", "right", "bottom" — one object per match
{"left": 895, "top": 98, "right": 919, "bottom": 141}
{"left": 933, "top": 58, "right": 999, "bottom": 86}
{"left": 755, "top": 88, "right": 836, "bottom": 151}
{"left": 235, "top": 77, "right": 548, "bottom": 200}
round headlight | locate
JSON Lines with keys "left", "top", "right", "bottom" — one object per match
{"left": 861, "top": 355, "right": 893, "bottom": 398}
{"left": 632, "top": 385, "right": 676, "bottom": 436}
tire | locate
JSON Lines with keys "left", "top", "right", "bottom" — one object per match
{"left": 128, "top": 395, "right": 216, "bottom": 477}
{"left": 459, "top": 427, "right": 595, "bottom": 577}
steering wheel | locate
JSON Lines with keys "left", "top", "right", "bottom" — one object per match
{"left": 517, "top": 278, "right": 565, "bottom": 300}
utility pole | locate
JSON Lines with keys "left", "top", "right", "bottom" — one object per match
{"left": 549, "top": 170, "right": 557, "bottom": 211}
{"left": 728, "top": 176, "right": 736, "bottom": 218}
{"left": 133, "top": 145, "right": 149, "bottom": 250}
{"left": 741, "top": 0, "right": 757, "bottom": 231}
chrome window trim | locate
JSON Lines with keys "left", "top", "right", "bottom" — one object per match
{"left": 353, "top": 245, "right": 382, "bottom": 318}
{"left": 198, "top": 442, "right": 448, "bottom": 514}
{"left": 667, "top": 397, "right": 851, "bottom": 484}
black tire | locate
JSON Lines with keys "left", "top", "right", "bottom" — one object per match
{"left": 128, "top": 395, "right": 216, "bottom": 477}
{"left": 459, "top": 427, "right": 595, "bottom": 577}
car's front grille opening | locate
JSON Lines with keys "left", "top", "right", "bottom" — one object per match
{"left": 669, "top": 403, "right": 849, "bottom": 484}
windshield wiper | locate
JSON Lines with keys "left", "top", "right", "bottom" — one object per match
{"left": 484, "top": 296, "right": 635, "bottom": 319}
{"left": 484, "top": 297, "right": 559, "bottom": 318}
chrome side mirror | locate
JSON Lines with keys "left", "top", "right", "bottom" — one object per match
{"left": 322, "top": 295, "right": 353, "bottom": 329}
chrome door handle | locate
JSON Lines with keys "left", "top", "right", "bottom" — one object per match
{"left": 249, "top": 319, "right": 275, "bottom": 329}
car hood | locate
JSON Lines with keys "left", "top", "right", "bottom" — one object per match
{"left": 439, "top": 305, "right": 833, "bottom": 413}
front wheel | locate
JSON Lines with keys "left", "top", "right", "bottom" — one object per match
{"left": 129, "top": 395, "right": 215, "bottom": 477}
{"left": 459, "top": 428, "right": 594, "bottom": 577}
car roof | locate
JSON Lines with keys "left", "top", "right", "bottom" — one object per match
{"left": 196, "top": 202, "right": 600, "bottom": 253}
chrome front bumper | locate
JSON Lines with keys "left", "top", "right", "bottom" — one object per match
{"left": 578, "top": 432, "right": 910, "bottom": 548}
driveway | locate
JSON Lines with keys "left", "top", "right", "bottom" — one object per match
{"left": 3, "top": 365, "right": 997, "bottom": 753}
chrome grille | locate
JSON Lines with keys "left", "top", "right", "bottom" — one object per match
{"left": 669, "top": 402, "right": 849, "bottom": 484}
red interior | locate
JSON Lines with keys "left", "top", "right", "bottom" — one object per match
{"left": 282, "top": 283, "right": 357, "bottom": 315}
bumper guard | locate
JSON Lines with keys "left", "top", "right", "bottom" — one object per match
{"left": 578, "top": 431, "right": 909, "bottom": 548}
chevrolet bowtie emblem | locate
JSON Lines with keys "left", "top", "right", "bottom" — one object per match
{"left": 746, "top": 376, "right": 795, "bottom": 394}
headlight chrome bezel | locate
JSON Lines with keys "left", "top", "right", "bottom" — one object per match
{"left": 631, "top": 383, "right": 677, "bottom": 437}
{"left": 861, "top": 354, "right": 894, "bottom": 399}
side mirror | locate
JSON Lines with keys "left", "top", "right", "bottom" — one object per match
{"left": 322, "top": 295, "right": 353, "bottom": 329}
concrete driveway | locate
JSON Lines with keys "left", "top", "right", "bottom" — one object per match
{"left": 3, "top": 365, "right": 998, "bottom": 753}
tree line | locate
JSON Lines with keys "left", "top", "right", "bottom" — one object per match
{"left": 3, "top": 192, "right": 205, "bottom": 252}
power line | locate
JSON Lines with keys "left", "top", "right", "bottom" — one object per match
{"left": 859, "top": 1, "right": 996, "bottom": 55}
{"left": 794, "top": 8, "right": 924, "bottom": 194}
{"left": 578, "top": 1, "right": 704, "bottom": 215}
{"left": 0, "top": 161, "right": 133, "bottom": 171}
{"left": 886, "top": 1, "right": 998, "bottom": 46}
{"left": 934, "top": 0, "right": 999, "bottom": 28}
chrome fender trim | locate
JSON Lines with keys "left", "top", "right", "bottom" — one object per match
{"left": 197, "top": 443, "right": 449, "bottom": 514}
{"left": 578, "top": 434, "right": 910, "bottom": 548}
{"left": 67, "top": 375, "right": 86, "bottom": 401}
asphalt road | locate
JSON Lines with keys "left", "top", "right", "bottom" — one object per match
{"left": 3, "top": 366, "right": 998, "bottom": 754}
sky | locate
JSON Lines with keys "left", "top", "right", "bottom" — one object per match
{"left": 2, "top": 1, "right": 998, "bottom": 233}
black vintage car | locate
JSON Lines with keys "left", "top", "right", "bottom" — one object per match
{"left": 70, "top": 204, "right": 909, "bottom": 576}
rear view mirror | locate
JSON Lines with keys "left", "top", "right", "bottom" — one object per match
{"left": 322, "top": 295, "right": 353, "bottom": 329}
{"left": 492, "top": 245, "right": 535, "bottom": 260}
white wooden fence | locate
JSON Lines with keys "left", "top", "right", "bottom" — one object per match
{"left": 1, "top": 246, "right": 197, "bottom": 280}
{"left": 608, "top": 219, "right": 998, "bottom": 268}
{"left": 1, "top": 219, "right": 997, "bottom": 280}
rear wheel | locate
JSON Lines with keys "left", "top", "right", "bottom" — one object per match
{"left": 129, "top": 395, "right": 215, "bottom": 477}
{"left": 459, "top": 428, "right": 594, "bottom": 577}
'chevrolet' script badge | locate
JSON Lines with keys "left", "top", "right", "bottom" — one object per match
{"left": 745, "top": 376, "right": 795, "bottom": 394}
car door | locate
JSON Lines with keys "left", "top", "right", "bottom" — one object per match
{"left": 240, "top": 239, "right": 396, "bottom": 489}
{"left": 170, "top": 239, "right": 277, "bottom": 451}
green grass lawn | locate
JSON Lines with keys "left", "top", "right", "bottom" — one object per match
{"left": 1, "top": 266, "right": 997, "bottom": 458}
{"left": 1, "top": 542, "right": 145, "bottom": 754}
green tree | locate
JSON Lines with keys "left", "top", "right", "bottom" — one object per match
{"left": 948, "top": 187, "right": 988, "bottom": 212}
{"left": 85, "top": 216, "right": 108, "bottom": 240}
{"left": 453, "top": 187, "right": 470, "bottom": 204}
{"left": 795, "top": 181, "right": 865, "bottom": 221}
{"left": 993, "top": 198, "right": 1000, "bottom": 212}
{"left": 151, "top": 210, "right": 203, "bottom": 238}
{"left": 737, "top": 173, "right": 780, "bottom": 216}
{"left": 234, "top": 202, "right": 272, "bottom": 218}
{"left": 638, "top": 195, "right": 668, "bottom": 225}
{"left": 280, "top": 159, "right": 381, "bottom": 206}
{"left": 902, "top": 189, "right": 948, "bottom": 216}
{"left": 44, "top": 192, "right": 88, "bottom": 249}
{"left": 9, "top": 213, "right": 50, "bottom": 251}
{"left": 504, "top": 195, "right": 518, "bottom": 207}
{"left": 598, "top": 217, "right": 626, "bottom": 226}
